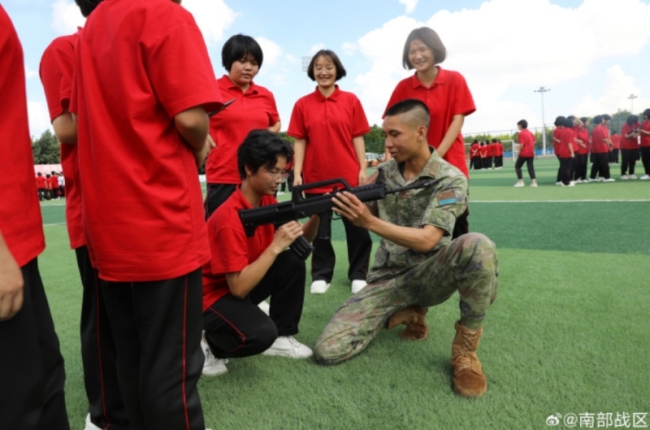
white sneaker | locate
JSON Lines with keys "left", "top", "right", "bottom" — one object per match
{"left": 640, "top": 174, "right": 650, "bottom": 180}
{"left": 628, "top": 174, "right": 638, "bottom": 180}
{"left": 201, "top": 338, "right": 228, "bottom": 376}
{"left": 530, "top": 182, "right": 538, "bottom": 187}
{"left": 555, "top": 181, "right": 562, "bottom": 186}
{"left": 351, "top": 280, "right": 367, "bottom": 294}
{"left": 603, "top": 178, "right": 615, "bottom": 182}
{"left": 262, "top": 336, "right": 313, "bottom": 358}
{"left": 85, "top": 414, "right": 101, "bottom": 430}
{"left": 588, "top": 178, "right": 597, "bottom": 182}
{"left": 258, "top": 300, "right": 270, "bottom": 315}
{"left": 620, "top": 174, "right": 628, "bottom": 180}
{"left": 569, "top": 181, "right": 576, "bottom": 186}
{"left": 514, "top": 181, "right": 524, "bottom": 188}
{"left": 310, "top": 280, "right": 330, "bottom": 294}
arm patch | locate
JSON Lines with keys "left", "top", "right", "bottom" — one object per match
{"left": 437, "top": 190, "right": 457, "bottom": 206}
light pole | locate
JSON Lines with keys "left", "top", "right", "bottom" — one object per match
{"left": 535, "top": 87, "right": 550, "bottom": 155}
{"left": 628, "top": 94, "right": 637, "bottom": 113}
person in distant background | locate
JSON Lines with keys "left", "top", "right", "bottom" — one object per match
{"left": 552, "top": 116, "right": 566, "bottom": 186}
{"left": 639, "top": 109, "right": 650, "bottom": 180}
{"left": 479, "top": 142, "right": 488, "bottom": 169}
{"left": 493, "top": 139, "right": 503, "bottom": 169}
{"left": 620, "top": 115, "right": 640, "bottom": 180}
{"left": 573, "top": 117, "right": 590, "bottom": 183}
{"left": 610, "top": 132, "right": 621, "bottom": 164}
{"left": 589, "top": 115, "right": 614, "bottom": 182}
{"left": 469, "top": 139, "right": 480, "bottom": 170}
{"left": 513, "top": 120, "right": 537, "bottom": 187}
{"left": 35, "top": 172, "right": 46, "bottom": 201}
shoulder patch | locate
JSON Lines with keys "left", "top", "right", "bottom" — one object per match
{"left": 437, "top": 190, "right": 457, "bottom": 205}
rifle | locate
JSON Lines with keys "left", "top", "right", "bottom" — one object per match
{"left": 238, "top": 177, "right": 435, "bottom": 261}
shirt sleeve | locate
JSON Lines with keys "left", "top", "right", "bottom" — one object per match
{"left": 420, "top": 178, "right": 468, "bottom": 236}
{"left": 210, "top": 224, "right": 249, "bottom": 274}
{"left": 39, "top": 39, "right": 74, "bottom": 121}
{"left": 287, "top": 99, "right": 306, "bottom": 139}
{"left": 267, "top": 91, "right": 280, "bottom": 126}
{"left": 351, "top": 95, "right": 371, "bottom": 137}
{"left": 451, "top": 73, "right": 476, "bottom": 118}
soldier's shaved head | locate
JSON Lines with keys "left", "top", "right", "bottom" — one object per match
{"left": 384, "top": 99, "right": 430, "bottom": 130}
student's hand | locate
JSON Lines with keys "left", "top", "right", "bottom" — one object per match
{"left": 363, "top": 170, "right": 379, "bottom": 185}
{"left": 193, "top": 135, "right": 215, "bottom": 168}
{"left": 358, "top": 169, "right": 367, "bottom": 186}
{"left": 0, "top": 251, "right": 24, "bottom": 321}
{"left": 332, "top": 191, "right": 374, "bottom": 229}
{"left": 293, "top": 175, "right": 303, "bottom": 187}
{"left": 271, "top": 221, "right": 303, "bottom": 254}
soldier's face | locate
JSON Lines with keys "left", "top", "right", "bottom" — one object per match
{"left": 382, "top": 114, "right": 426, "bottom": 162}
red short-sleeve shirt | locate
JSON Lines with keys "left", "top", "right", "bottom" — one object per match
{"left": 385, "top": 68, "right": 476, "bottom": 178}
{"left": 494, "top": 142, "right": 503, "bottom": 157}
{"left": 479, "top": 145, "right": 488, "bottom": 157}
{"left": 518, "top": 129, "right": 535, "bottom": 158}
{"left": 40, "top": 32, "right": 85, "bottom": 249}
{"left": 470, "top": 143, "right": 479, "bottom": 157}
{"left": 202, "top": 188, "right": 276, "bottom": 311}
{"left": 205, "top": 76, "right": 280, "bottom": 184}
{"left": 591, "top": 125, "right": 609, "bottom": 154}
{"left": 575, "top": 127, "right": 589, "bottom": 155}
{"left": 620, "top": 124, "right": 639, "bottom": 150}
{"left": 641, "top": 121, "right": 650, "bottom": 148}
{"left": 36, "top": 175, "right": 46, "bottom": 189}
{"left": 288, "top": 86, "right": 370, "bottom": 194}
{"left": 0, "top": 6, "right": 45, "bottom": 267}
{"left": 70, "top": 0, "right": 222, "bottom": 282}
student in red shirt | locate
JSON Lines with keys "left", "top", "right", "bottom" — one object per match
{"left": 620, "top": 115, "right": 640, "bottom": 180}
{"left": 39, "top": 2, "right": 127, "bottom": 428}
{"left": 610, "top": 132, "right": 621, "bottom": 164}
{"left": 493, "top": 139, "right": 504, "bottom": 169}
{"left": 559, "top": 117, "right": 576, "bottom": 186}
{"left": 573, "top": 117, "right": 590, "bottom": 183}
{"left": 552, "top": 116, "right": 567, "bottom": 185}
{"left": 289, "top": 49, "right": 372, "bottom": 295}
{"left": 35, "top": 172, "right": 46, "bottom": 201}
{"left": 202, "top": 131, "right": 319, "bottom": 376}
{"left": 0, "top": 7, "right": 70, "bottom": 429}
{"left": 204, "top": 34, "right": 281, "bottom": 219}
{"left": 48, "top": 172, "right": 59, "bottom": 198}
{"left": 469, "top": 140, "right": 480, "bottom": 170}
{"left": 70, "top": 0, "right": 222, "bottom": 428}
{"left": 479, "top": 142, "right": 488, "bottom": 168}
{"left": 485, "top": 139, "right": 494, "bottom": 169}
{"left": 639, "top": 109, "right": 650, "bottom": 180}
{"left": 385, "top": 27, "right": 475, "bottom": 236}
{"left": 589, "top": 115, "right": 614, "bottom": 182}
{"left": 514, "top": 120, "right": 538, "bottom": 187}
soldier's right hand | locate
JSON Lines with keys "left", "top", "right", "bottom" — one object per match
{"left": 271, "top": 221, "right": 303, "bottom": 254}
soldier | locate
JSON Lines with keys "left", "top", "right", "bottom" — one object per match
{"left": 313, "top": 99, "right": 498, "bottom": 398}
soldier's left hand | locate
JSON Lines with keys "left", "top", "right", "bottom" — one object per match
{"left": 332, "top": 191, "right": 374, "bottom": 228}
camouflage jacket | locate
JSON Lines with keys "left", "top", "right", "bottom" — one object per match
{"left": 367, "top": 150, "right": 468, "bottom": 283}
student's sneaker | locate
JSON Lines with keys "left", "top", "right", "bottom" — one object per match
{"left": 628, "top": 174, "right": 638, "bottom": 180}
{"left": 351, "top": 280, "right": 367, "bottom": 294}
{"left": 641, "top": 174, "right": 650, "bottom": 180}
{"left": 588, "top": 178, "right": 597, "bottom": 182}
{"left": 569, "top": 181, "right": 576, "bottom": 186}
{"left": 530, "top": 182, "right": 538, "bottom": 187}
{"left": 603, "top": 178, "right": 615, "bottom": 182}
{"left": 262, "top": 336, "right": 313, "bottom": 358}
{"left": 514, "top": 181, "right": 525, "bottom": 188}
{"left": 310, "top": 280, "right": 330, "bottom": 294}
{"left": 202, "top": 338, "right": 228, "bottom": 376}
{"left": 258, "top": 300, "right": 270, "bottom": 315}
{"left": 620, "top": 174, "right": 628, "bottom": 180}
{"left": 555, "top": 181, "right": 562, "bottom": 186}
{"left": 85, "top": 414, "right": 101, "bottom": 430}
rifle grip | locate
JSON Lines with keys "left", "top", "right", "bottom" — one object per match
{"left": 289, "top": 236, "right": 314, "bottom": 261}
{"left": 318, "top": 211, "right": 332, "bottom": 240}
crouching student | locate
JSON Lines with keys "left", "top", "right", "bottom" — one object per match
{"left": 202, "top": 130, "right": 319, "bottom": 376}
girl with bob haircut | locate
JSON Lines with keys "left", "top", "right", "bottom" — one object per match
{"left": 204, "top": 34, "right": 281, "bottom": 219}
{"left": 288, "top": 49, "right": 372, "bottom": 296}
{"left": 385, "top": 27, "right": 476, "bottom": 237}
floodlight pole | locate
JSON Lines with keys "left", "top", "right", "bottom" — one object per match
{"left": 628, "top": 94, "right": 637, "bottom": 113}
{"left": 535, "top": 87, "right": 550, "bottom": 155}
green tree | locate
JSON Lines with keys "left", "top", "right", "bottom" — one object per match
{"left": 31, "top": 129, "right": 60, "bottom": 164}
{"left": 364, "top": 124, "right": 385, "bottom": 154}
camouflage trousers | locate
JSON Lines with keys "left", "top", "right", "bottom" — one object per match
{"left": 314, "top": 233, "right": 498, "bottom": 365}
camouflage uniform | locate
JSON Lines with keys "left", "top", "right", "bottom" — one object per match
{"left": 314, "top": 150, "right": 498, "bottom": 365}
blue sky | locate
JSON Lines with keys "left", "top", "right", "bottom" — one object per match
{"left": 4, "top": 0, "right": 650, "bottom": 138}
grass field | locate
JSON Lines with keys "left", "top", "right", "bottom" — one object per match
{"left": 38, "top": 158, "right": 650, "bottom": 429}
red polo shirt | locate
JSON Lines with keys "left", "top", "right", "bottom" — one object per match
{"left": 591, "top": 125, "right": 609, "bottom": 154}
{"left": 0, "top": 6, "right": 45, "bottom": 267}
{"left": 385, "top": 68, "right": 476, "bottom": 177}
{"left": 611, "top": 134, "right": 621, "bottom": 149}
{"left": 470, "top": 143, "right": 479, "bottom": 157}
{"left": 205, "top": 76, "right": 280, "bottom": 184}
{"left": 40, "top": 31, "right": 85, "bottom": 249}
{"left": 479, "top": 145, "right": 488, "bottom": 158}
{"left": 641, "top": 121, "right": 650, "bottom": 148}
{"left": 202, "top": 188, "right": 276, "bottom": 311}
{"left": 518, "top": 129, "right": 535, "bottom": 157}
{"left": 487, "top": 143, "right": 495, "bottom": 157}
{"left": 70, "top": 0, "right": 222, "bottom": 281}
{"left": 36, "top": 175, "right": 46, "bottom": 189}
{"left": 575, "top": 127, "right": 589, "bottom": 155}
{"left": 494, "top": 142, "right": 503, "bottom": 157}
{"left": 288, "top": 86, "right": 370, "bottom": 194}
{"left": 620, "top": 124, "right": 639, "bottom": 150}
{"left": 48, "top": 176, "right": 59, "bottom": 189}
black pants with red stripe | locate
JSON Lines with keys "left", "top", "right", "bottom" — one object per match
{"left": 203, "top": 250, "right": 305, "bottom": 358}
{"left": 75, "top": 246, "right": 129, "bottom": 429}
{"left": 102, "top": 268, "right": 205, "bottom": 430}
{"left": 0, "top": 258, "right": 70, "bottom": 430}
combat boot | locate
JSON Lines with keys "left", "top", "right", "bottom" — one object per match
{"left": 386, "top": 305, "right": 429, "bottom": 340}
{"left": 450, "top": 321, "right": 487, "bottom": 398}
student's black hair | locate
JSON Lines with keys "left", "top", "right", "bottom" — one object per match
{"left": 307, "top": 50, "right": 346, "bottom": 81}
{"left": 74, "top": 0, "right": 103, "bottom": 18}
{"left": 402, "top": 27, "right": 446, "bottom": 69}
{"left": 603, "top": 114, "right": 611, "bottom": 121}
{"left": 643, "top": 109, "right": 650, "bottom": 120}
{"left": 221, "top": 34, "right": 264, "bottom": 72}
{"left": 554, "top": 116, "right": 566, "bottom": 127}
{"left": 384, "top": 99, "right": 430, "bottom": 128}
{"left": 626, "top": 115, "right": 639, "bottom": 126}
{"left": 473, "top": 139, "right": 478, "bottom": 143}
{"left": 46, "top": 174, "right": 51, "bottom": 178}
{"left": 593, "top": 115, "right": 603, "bottom": 125}
{"left": 37, "top": 172, "right": 42, "bottom": 176}
{"left": 563, "top": 117, "right": 574, "bottom": 128}
{"left": 517, "top": 119, "right": 528, "bottom": 129}
{"left": 580, "top": 117, "right": 589, "bottom": 125}
{"left": 491, "top": 139, "right": 497, "bottom": 143}
{"left": 237, "top": 130, "right": 293, "bottom": 180}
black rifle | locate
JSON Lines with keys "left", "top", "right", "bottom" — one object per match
{"left": 239, "top": 177, "right": 435, "bottom": 261}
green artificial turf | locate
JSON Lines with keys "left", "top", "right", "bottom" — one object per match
{"left": 35, "top": 157, "right": 650, "bottom": 429}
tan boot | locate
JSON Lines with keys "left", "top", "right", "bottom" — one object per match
{"left": 450, "top": 321, "right": 487, "bottom": 398}
{"left": 386, "top": 306, "right": 429, "bottom": 341}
